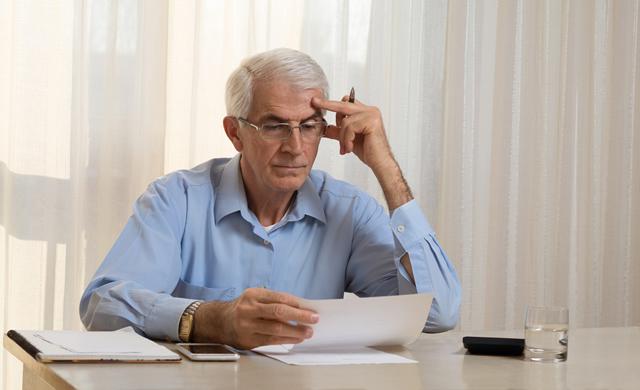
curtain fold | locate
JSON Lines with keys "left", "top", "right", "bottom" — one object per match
{"left": 1, "top": 1, "right": 639, "bottom": 388}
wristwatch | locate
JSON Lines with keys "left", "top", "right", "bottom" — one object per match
{"left": 178, "top": 301, "right": 202, "bottom": 342}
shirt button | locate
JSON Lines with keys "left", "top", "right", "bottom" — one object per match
{"left": 397, "top": 225, "right": 405, "bottom": 233}
{"left": 263, "top": 239, "right": 270, "bottom": 245}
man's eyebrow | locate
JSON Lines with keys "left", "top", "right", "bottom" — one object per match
{"left": 302, "top": 112, "right": 325, "bottom": 122}
{"left": 258, "top": 112, "right": 324, "bottom": 123}
{"left": 258, "top": 114, "right": 288, "bottom": 123}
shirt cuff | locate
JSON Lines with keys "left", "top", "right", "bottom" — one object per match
{"left": 390, "top": 199, "right": 435, "bottom": 252}
{"left": 145, "top": 295, "right": 197, "bottom": 341}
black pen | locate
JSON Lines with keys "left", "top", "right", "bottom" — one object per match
{"left": 348, "top": 87, "right": 355, "bottom": 103}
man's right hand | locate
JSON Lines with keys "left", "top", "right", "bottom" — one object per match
{"left": 190, "top": 288, "right": 319, "bottom": 349}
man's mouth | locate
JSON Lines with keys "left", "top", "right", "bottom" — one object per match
{"left": 274, "top": 164, "right": 306, "bottom": 169}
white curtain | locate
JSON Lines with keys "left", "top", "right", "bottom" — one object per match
{"left": 1, "top": 0, "right": 639, "bottom": 387}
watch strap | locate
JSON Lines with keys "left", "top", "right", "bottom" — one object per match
{"left": 178, "top": 300, "right": 202, "bottom": 342}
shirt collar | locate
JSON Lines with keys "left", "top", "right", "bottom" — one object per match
{"left": 214, "top": 154, "right": 326, "bottom": 225}
{"left": 288, "top": 176, "right": 326, "bottom": 224}
{"left": 214, "top": 154, "right": 250, "bottom": 223}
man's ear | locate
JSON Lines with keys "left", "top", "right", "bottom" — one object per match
{"left": 223, "top": 116, "right": 243, "bottom": 152}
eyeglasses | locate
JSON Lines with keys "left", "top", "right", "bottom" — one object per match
{"left": 237, "top": 117, "right": 327, "bottom": 141}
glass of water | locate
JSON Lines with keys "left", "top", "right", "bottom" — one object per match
{"left": 524, "top": 306, "right": 568, "bottom": 362}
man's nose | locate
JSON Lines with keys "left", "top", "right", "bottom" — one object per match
{"left": 281, "top": 127, "right": 304, "bottom": 154}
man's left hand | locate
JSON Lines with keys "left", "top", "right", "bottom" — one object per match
{"left": 312, "top": 95, "right": 414, "bottom": 212}
{"left": 311, "top": 96, "right": 394, "bottom": 175}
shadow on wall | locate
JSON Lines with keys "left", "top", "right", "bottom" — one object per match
{"left": 0, "top": 159, "right": 139, "bottom": 330}
{"left": 0, "top": 161, "right": 72, "bottom": 242}
{"left": 0, "top": 161, "right": 76, "bottom": 329}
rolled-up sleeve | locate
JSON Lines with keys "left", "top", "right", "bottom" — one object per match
{"left": 390, "top": 200, "right": 461, "bottom": 332}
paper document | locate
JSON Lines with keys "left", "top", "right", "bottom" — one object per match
{"left": 256, "top": 344, "right": 417, "bottom": 365}
{"left": 254, "top": 293, "right": 432, "bottom": 365}
{"left": 8, "top": 327, "right": 180, "bottom": 362}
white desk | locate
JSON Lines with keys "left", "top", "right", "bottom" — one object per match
{"left": 4, "top": 327, "right": 639, "bottom": 389}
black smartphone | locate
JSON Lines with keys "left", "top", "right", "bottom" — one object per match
{"left": 462, "top": 336, "right": 524, "bottom": 356}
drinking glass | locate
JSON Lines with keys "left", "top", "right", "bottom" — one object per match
{"left": 524, "top": 306, "right": 568, "bottom": 362}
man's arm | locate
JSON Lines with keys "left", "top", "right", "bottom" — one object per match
{"left": 312, "top": 96, "right": 461, "bottom": 331}
{"left": 312, "top": 96, "right": 418, "bottom": 260}
{"left": 368, "top": 156, "right": 416, "bottom": 282}
{"left": 79, "top": 176, "right": 195, "bottom": 340}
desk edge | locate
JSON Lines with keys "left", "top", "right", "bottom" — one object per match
{"left": 4, "top": 334, "right": 75, "bottom": 390}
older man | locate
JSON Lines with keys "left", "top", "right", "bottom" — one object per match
{"left": 80, "top": 48, "right": 460, "bottom": 349}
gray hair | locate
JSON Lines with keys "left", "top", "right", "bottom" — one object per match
{"left": 225, "top": 48, "right": 329, "bottom": 118}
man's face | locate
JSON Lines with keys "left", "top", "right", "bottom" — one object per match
{"left": 235, "top": 80, "right": 324, "bottom": 196}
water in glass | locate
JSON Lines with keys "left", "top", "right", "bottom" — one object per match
{"left": 525, "top": 323, "right": 568, "bottom": 362}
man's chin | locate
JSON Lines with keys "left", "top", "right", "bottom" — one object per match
{"left": 269, "top": 176, "right": 306, "bottom": 193}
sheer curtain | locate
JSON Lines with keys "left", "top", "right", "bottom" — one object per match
{"left": 1, "top": 0, "right": 638, "bottom": 387}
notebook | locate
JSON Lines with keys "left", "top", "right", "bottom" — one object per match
{"left": 6, "top": 327, "right": 180, "bottom": 363}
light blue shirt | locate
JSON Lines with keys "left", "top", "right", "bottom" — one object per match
{"left": 80, "top": 155, "right": 461, "bottom": 341}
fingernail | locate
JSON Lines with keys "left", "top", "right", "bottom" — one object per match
{"left": 305, "top": 328, "right": 313, "bottom": 338}
{"left": 310, "top": 314, "right": 319, "bottom": 322}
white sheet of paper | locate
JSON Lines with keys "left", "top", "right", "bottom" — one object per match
{"left": 294, "top": 293, "right": 432, "bottom": 350}
{"left": 255, "top": 345, "right": 417, "bottom": 365}
{"left": 254, "top": 293, "right": 432, "bottom": 365}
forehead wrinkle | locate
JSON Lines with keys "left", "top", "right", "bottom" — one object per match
{"left": 249, "top": 82, "right": 324, "bottom": 122}
{"left": 257, "top": 110, "right": 323, "bottom": 123}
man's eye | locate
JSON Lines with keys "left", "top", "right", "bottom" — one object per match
{"left": 301, "top": 122, "right": 323, "bottom": 131}
{"left": 262, "top": 124, "right": 289, "bottom": 132}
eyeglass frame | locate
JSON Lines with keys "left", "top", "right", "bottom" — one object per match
{"left": 236, "top": 117, "right": 327, "bottom": 141}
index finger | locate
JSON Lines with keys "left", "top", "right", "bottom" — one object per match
{"left": 255, "top": 289, "right": 301, "bottom": 308}
{"left": 311, "top": 97, "right": 358, "bottom": 116}
{"left": 260, "top": 303, "right": 319, "bottom": 324}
